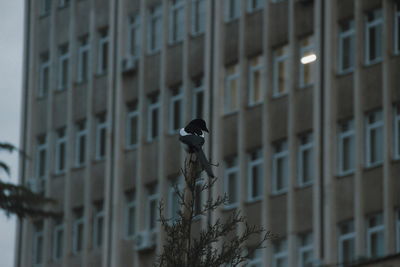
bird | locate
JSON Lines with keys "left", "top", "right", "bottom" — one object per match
{"left": 179, "top": 119, "right": 215, "bottom": 178}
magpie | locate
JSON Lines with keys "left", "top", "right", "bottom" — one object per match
{"left": 179, "top": 119, "right": 215, "bottom": 178}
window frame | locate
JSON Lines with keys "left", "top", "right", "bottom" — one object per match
{"left": 57, "top": 45, "right": 69, "bottom": 91}
{"left": 97, "top": 30, "right": 109, "bottom": 75}
{"left": 395, "top": 5, "right": 400, "bottom": 55}
{"left": 147, "top": 185, "right": 159, "bottom": 231}
{"left": 52, "top": 223, "right": 64, "bottom": 261}
{"left": 126, "top": 105, "right": 139, "bottom": 149}
{"left": 248, "top": 55, "right": 264, "bottom": 106}
{"left": 192, "top": 79, "right": 205, "bottom": 119}
{"left": 338, "top": 19, "right": 355, "bottom": 74}
{"left": 299, "top": 36, "right": 315, "bottom": 88}
{"left": 394, "top": 104, "right": 400, "bottom": 160}
{"left": 298, "top": 232, "right": 313, "bottom": 267}
{"left": 247, "top": 0, "right": 264, "bottom": 13}
{"left": 128, "top": 14, "right": 141, "bottom": 59}
{"left": 191, "top": 0, "right": 206, "bottom": 36}
{"left": 147, "top": 95, "right": 161, "bottom": 142}
{"left": 247, "top": 248, "right": 262, "bottom": 267}
{"left": 169, "top": 177, "right": 183, "bottom": 222}
{"left": 396, "top": 209, "right": 400, "bottom": 253}
{"left": 272, "top": 45, "right": 289, "bottom": 98}
{"left": 124, "top": 192, "right": 136, "bottom": 239}
{"left": 169, "top": 0, "right": 185, "bottom": 44}
{"left": 338, "top": 220, "right": 356, "bottom": 267}
{"left": 147, "top": 5, "right": 163, "bottom": 54}
{"left": 36, "top": 136, "right": 47, "bottom": 179}
{"left": 273, "top": 239, "right": 288, "bottom": 267}
{"left": 38, "top": 55, "right": 50, "bottom": 98}
{"left": 365, "top": 110, "right": 384, "bottom": 168}
{"left": 224, "top": 0, "right": 240, "bottom": 22}
{"left": 338, "top": 119, "right": 355, "bottom": 176}
{"left": 366, "top": 213, "right": 385, "bottom": 258}
{"left": 224, "top": 157, "right": 239, "bottom": 209}
{"left": 75, "top": 120, "right": 87, "bottom": 167}
{"left": 93, "top": 206, "right": 105, "bottom": 248}
{"left": 169, "top": 87, "right": 184, "bottom": 134}
{"left": 55, "top": 128, "right": 67, "bottom": 175}
{"left": 40, "top": 0, "right": 51, "bottom": 16}
{"left": 297, "top": 133, "right": 314, "bottom": 187}
{"left": 77, "top": 37, "right": 90, "bottom": 83}
{"left": 33, "top": 225, "right": 44, "bottom": 266}
{"left": 272, "top": 140, "right": 288, "bottom": 195}
{"left": 59, "top": 0, "right": 70, "bottom": 8}
{"left": 95, "top": 114, "right": 107, "bottom": 161}
{"left": 72, "top": 216, "right": 84, "bottom": 254}
{"left": 224, "top": 64, "right": 240, "bottom": 114}
{"left": 365, "top": 9, "right": 383, "bottom": 66}
{"left": 247, "top": 149, "right": 263, "bottom": 202}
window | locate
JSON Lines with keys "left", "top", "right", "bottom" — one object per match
{"left": 247, "top": 149, "right": 263, "bottom": 202}
{"left": 247, "top": 248, "right": 262, "bottom": 267}
{"left": 36, "top": 135, "right": 47, "bottom": 179}
{"left": 77, "top": 36, "right": 90, "bottom": 83}
{"left": 365, "top": 9, "right": 383, "bottom": 65}
{"left": 148, "top": 5, "right": 162, "bottom": 54}
{"left": 125, "top": 192, "right": 136, "bottom": 238}
{"left": 366, "top": 213, "right": 384, "bottom": 258}
{"left": 126, "top": 102, "right": 139, "bottom": 149}
{"left": 272, "top": 45, "right": 289, "bottom": 97}
{"left": 57, "top": 44, "right": 69, "bottom": 90}
{"left": 194, "top": 179, "right": 204, "bottom": 217}
{"left": 338, "top": 220, "right": 355, "bottom": 267}
{"left": 128, "top": 14, "right": 141, "bottom": 58}
{"left": 248, "top": 55, "right": 263, "bottom": 106}
{"left": 338, "top": 119, "right": 355, "bottom": 176}
{"left": 191, "top": 0, "right": 205, "bottom": 35}
{"left": 396, "top": 210, "right": 400, "bottom": 253}
{"left": 169, "top": 86, "right": 183, "bottom": 133}
{"left": 272, "top": 140, "right": 288, "bottom": 195}
{"left": 299, "top": 36, "right": 315, "bottom": 88}
{"left": 40, "top": 0, "right": 51, "bottom": 15}
{"left": 38, "top": 53, "right": 50, "bottom": 98}
{"left": 98, "top": 29, "right": 109, "bottom": 75}
{"left": 147, "top": 184, "right": 159, "bottom": 231}
{"left": 273, "top": 239, "right": 288, "bottom": 267}
{"left": 247, "top": 0, "right": 263, "bottom": 13}
{"left": 75, "top": 120, "right": 87, "bottom": 167}
{"left": 338, "top": 19, "right": 355, "bottom": 74}
{"left": 298, "top": 232, "right": 313, "bottom": 267}
{"left": 33, "top": 222, "right": 44, "bottom": 266}
{"left": 95, "top": 113, "right": 107, "bottom": 160}
{"left": 365, "top": 109, "right": 383, "bottom": 167}
{"left": 224, "top": 156, "right": 239, "bottom": 209}
{"left": 169, "top": 0, "right": 185, "bottom": 44}
{"left": 395, "top": 4, "right": 400, "bottom": 54}
{"left": 169, "top": 177, "right": 182, "bottom": 222}
{"left": 72, "top": 210, "right": 84, "bottom": 254}
{"left": 394, "top": 104, "right": 400, "bottom": 160}
{"left": 224, "top": 63, "right": 239, "bottom": 114}
{"left": 93, "top": 203, "right": 104, "bottom": 248}
{"left": 55, "top": 127, "right": 67, "bottom": 175}
{"left": 147, "top": 94, "right": 160, "bottom": 142}
{"left": 224, "top": 0, "right": 240, "bottom": 22}
{"left": 298, "top": 133, "right": 313, "bottom": 187}
{"left": 52, "top": 220, "right": 63, "bottom": 261}
{"left": 59, "top": 0, "right": 70, "bottom": 8}
{"left": 192, "top": 78, "right": 204, "bottom": 119}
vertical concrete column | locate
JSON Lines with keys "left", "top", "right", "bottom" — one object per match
{"left": 353, "top": 0, "right": 366, "bottom": 258}
{"left": 287, "top": 0, "right": 298, "bottom": 265}
{"left": 382, "top": 0, "right": 395, "bottom": 255}
{"left": 322, "top": 0, "right": 339, "bottom": 264}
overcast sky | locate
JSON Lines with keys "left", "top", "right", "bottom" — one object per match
{"left": 0, "top": 1, "right": 24, "bottom": 267}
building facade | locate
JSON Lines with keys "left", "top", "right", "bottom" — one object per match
{"left": 15, "top": 0, "right": 400, "bottom": 267}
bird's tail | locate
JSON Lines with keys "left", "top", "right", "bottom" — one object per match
{"left": 195, "top": 148, "right": 215, "bottom": 178}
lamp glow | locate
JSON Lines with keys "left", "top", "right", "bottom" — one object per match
{"left": 301, "top": 54, "right": 317, "bottom": 64}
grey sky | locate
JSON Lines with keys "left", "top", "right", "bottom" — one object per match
{"left": 0, "top": 1, "right": 24, "bottom": 267}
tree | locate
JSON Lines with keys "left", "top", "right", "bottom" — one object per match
{"left": 155, "top": 155, "right": 273, "bottom": 267}
{"left": 0, "top": 142, "right": 57, "bottom": 218}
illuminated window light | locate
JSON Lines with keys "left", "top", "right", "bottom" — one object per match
{"left": 301, "top": 53, "right": 317, "bottom": 64}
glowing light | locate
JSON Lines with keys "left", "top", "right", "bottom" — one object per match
{"left": 301, "top": 54, "right": 317, "bottom": 64}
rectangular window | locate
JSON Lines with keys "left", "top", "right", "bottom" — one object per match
{"left": 338, "top": 220, "right": 355, "bottom": 266}
{"left": 147, "top": 184, "right": 159, "bottom": 231}
{"left": 36, "top": 135, "right": 47, "bottom": 179}
{"left": 298, "top": 232, "right": 313, "bottom": 267}
{"left": 98, "top": 29, "right": 109, "bottom": 75}
{"left": 273, "top": 239, "right": 288, "bottom": 267}
{"left": 33, "top": 222, "right": 44, "bottom": 266}
{"left": 169, "top": 177, "right": 182, "bottom": 222}
{"left": 40, "top": 0, "right": 51, "bottom": 16}
{"left": 169, "top": 0, "right": 185, "bottom": 44}
{"left": 394, "top": 104, "right": 400, "bottom": 160}
{"left": 248, "top": 55, "right": 263, "bottom": 106}
{"left": 299, "top": 36, "right": 315, "bottom": 88}
{"left": 93, "top": 203, "right": 104, "bottom": 248}
{"left": 247, "top": 0, "right": 264, "bottom": 13}
{"left": 298, "top": 133, "right": 313, "bottom": 187}
{"left": 148, "top": 5, "right": 162, "bottom": 54}
{"left": 224, "top": 0, "right": 240, "bottom": 22}
{"left": 75, "top": 120, "right": 87, "bottom": 167}
{"left": 338, "top": 119, "right": 355, "bottom": 176}
{"left": 125, "top": 191, "right": 136, "bottom": 238}
{"left": 128, "top": 14, "right": 141, "bottom": 58}
{"left": 194, "top": 179, "right": 203, "bottom": 217}
{"left": 169, "top": 86, "right": 183, "bottom": 133}
{"left": 147, "top": 94, "right": 160, "bottom": 142}
{"left": 224, "top": 156, "right": 239, "bottom": 209}
{"left": 272, "top": 140, "right": 288, "bottom": 195}
{"left": 248, "top": 248, "right": 262, "bottom": 267}
{"left": 365, "top": 109, "right": 383, "bottom": 167}
{"left": 95, "top": 114, "right": 107, "bottom": 160}
{"left": 77, "top": 36, "right": 90, "bottom": 83}
{"left": 72, "top": 211, "right": 84, "bottom": 254}
{"left": 192, "top": 78, "right": 204, "bottom": 119}
{"left": 338, "top": 19, "right": 355, "bottom": 74}
{"left": 191, "top": 0, "right": 205, "bottom": 35}
{"left": 367, "top": 213, "right": 384, "bottom": 258}
{"left": 55, "top": 127, "right": 67, "bottom": 175}
{"left": 126, "top": 102, "right": 139, "bottom": 149}
{"left": 224, "top": 63, "right": 239, "bottom": 114}
{"left": 365, "top": 9, "right": 383, "bottom": 65}
{"left": 38, "top": 53, "right": 50, "bottom": 98}
{"left": 272, "top": 45, "right": 289, "bottom": 97}
{"left": 58, "top": 44, "right": 69, "bottom": 90}
{"left": 247, "top": 149, "right": 263, "bottom": 202}
{"left": 59, "top": 0, "right": 70, "bottom": 8}
{"left": 52, "top": 220, "right": 63, "bottom": 261}
{"left": 395, "top": 5, "right": 400, "bottom": 54}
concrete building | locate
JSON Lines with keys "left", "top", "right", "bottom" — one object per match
{"left": 15, "top": 0, "right": 400, "bottom": 266}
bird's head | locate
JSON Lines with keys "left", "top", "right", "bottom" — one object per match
{"left": 190, "top": 119, "right": 209, "bottom": 133}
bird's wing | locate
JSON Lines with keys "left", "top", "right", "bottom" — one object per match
{"left": 179, "top": 135, "right": 205, "bottom": 151}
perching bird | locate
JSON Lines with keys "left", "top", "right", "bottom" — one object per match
{"left": 179, "top": 119, "right": 215, "bottom": 178}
